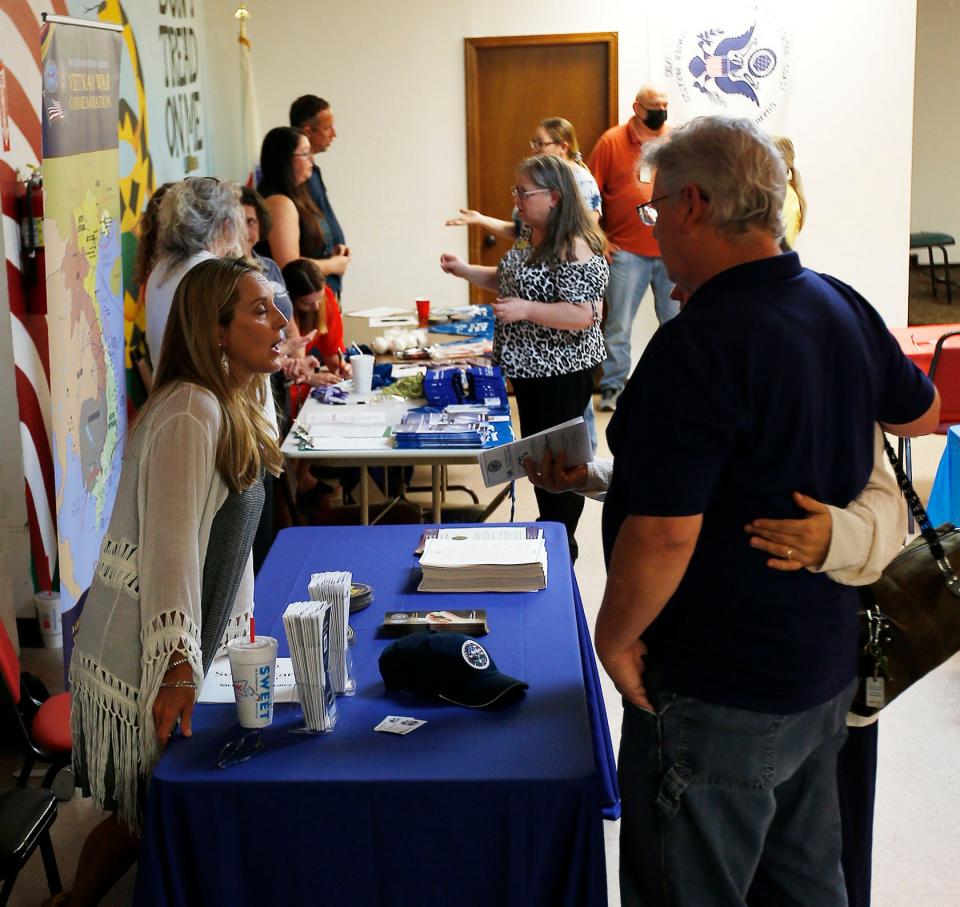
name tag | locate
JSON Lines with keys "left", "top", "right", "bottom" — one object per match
{"left": 638, "top": 164, "right": 652, "bottom": 184}
{"left": 864, "top": 676, "right": 886, "bottom": 709}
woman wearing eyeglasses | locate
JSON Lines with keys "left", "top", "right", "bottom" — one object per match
{"left": 446, "top": 116, "right": 602, "bottom": 238}
{"left": 440, "top": 154, "right": 607, "bottom": 560}
{"left": 64, "top": 258, "right": 286, "bottom": 906}
{"left": 257, "top": 127, "right": 350, "bottom": 287}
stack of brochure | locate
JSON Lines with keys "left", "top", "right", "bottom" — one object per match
{"left": 393, "top": 411, "right": 513, "bottom": 449}
{"left": 308, "top": 571, "right": 354, "bottom": 695}
{"left": 289, "top": 406, "right": 400, "bottom": 452}
{"left": 282, "top": 601, "right": 338, "bottom": 733}
{"left": 418, "top": 528, "right": 548, "bottom": 592}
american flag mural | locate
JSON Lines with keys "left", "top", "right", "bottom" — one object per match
{"left": 1, "top": 0, "right": 69, "bottom": 592}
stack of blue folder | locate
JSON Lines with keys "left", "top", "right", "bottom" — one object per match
{"left": 423, "top": 368, "right": 466, "bottom": 408}
{"left": 466, "top": 366, "right": 508, "bottom": 407}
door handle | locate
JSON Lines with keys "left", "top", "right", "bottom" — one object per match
{"left": 483, "top": 234, "right": 497, "bottom": 249}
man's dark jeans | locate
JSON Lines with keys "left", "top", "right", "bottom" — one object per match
{"left": 618, "top": 680, "right": 856, "bottom": 906}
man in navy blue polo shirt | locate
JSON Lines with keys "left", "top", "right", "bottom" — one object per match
{"left": 289, "top": 94, "right": 350, "bottom": 298}
{"left": 596, "top": 118, "right": 939, "bottom": 906}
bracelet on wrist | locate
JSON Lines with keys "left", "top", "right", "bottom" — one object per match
{"left": 166, "top": 656, "right": 190, "bottom": 670}
{"left": 159, "top": 680, "right": 197, "bottom": 689}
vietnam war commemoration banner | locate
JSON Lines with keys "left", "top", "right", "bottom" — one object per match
{"left": 41, "top": 16, "right": 127, "bottom": 622}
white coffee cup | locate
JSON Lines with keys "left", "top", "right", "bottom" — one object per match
{"left": 227, "top": 637, "right": 278, "bottom": 728}
{"left": 35, "top": 592, "right": 62, "bottom": 649}
{"left": 351, "top": 354, "right": 375, "bottom": 395}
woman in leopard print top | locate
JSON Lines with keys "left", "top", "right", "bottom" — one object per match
{"left": 440, "top": 154, "right": 608, "bottom": 559}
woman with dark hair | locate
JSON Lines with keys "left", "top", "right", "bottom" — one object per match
{"left": 257, "top": 127, "right": 350, "bottom": 282}
{"left": 64, "top": 258, "right": 286, "bottom": 906}
{"left": 281, "top": 258, "right": 348, "bottom": 385}
{"left": 441, "top": 153, "right": 608, "bottom": 559}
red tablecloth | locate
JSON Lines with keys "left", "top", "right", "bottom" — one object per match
{"left": 889, "top": 323, "right": 960, "bottom": 372}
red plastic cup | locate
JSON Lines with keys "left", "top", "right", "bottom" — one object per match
{"left": 416, "top": 298, "right": 430, "bottom": 327}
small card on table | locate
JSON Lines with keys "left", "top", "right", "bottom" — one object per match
{"left": 375, "top": 715, "right": 427, "bottom": 735}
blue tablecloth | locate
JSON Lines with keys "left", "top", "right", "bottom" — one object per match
{"left": 928, "top": 426, "right": 960, "bottom": 527}
{"left": 134, "top": 523, "right": 618, "bottom": 907}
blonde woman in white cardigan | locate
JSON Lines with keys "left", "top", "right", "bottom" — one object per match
{"left": 63, "top": 258, "right": 285, "bottom": 907}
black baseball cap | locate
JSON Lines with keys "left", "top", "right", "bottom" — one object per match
{"left": 378, "top": 633, "right": 528, "bottom": 708}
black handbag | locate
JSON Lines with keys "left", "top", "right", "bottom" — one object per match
{"left": 850, "top": 437, "right": 960, "bottom": 718}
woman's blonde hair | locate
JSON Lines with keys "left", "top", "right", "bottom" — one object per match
{"left": 774, "top": 136, "right": 806, "bottom": 233}
{"left": 539, "top": 117, "right": 589, "bottom": 169}
{"left": 150, "top": 257, "right": 282, "bottom": 491}
{"left": 517, "top": 154, "right": 606, "bottom": 267}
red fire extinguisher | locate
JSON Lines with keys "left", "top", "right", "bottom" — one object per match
{"left": 15, "top": 167, "right": 46, "bottom": 315}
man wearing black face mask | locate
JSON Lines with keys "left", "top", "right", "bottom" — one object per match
{"left": 589, "top": 86, "right": 677, "bottom": 413}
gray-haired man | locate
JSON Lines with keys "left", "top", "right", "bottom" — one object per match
{"left": 596, "top": 117, "right": 938, "bottom": 905}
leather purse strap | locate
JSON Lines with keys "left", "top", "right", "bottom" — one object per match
{"left": 882, "top": 435, "right": 960, "bottom": 596}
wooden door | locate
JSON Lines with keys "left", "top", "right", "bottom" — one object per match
{"left": 464, "top": 33, "right": 618, "bottom": 303}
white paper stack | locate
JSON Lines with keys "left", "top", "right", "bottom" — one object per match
{"left": 308, "top": 571, "right": 354, "bottom": 695}
{"left": 418, "top": 537, "right": 548, "bottom": 593}
{"left": 282, "top": 601, "right": 338, "bottom": 733}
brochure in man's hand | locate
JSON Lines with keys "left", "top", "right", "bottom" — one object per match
{"left": 476, "top": 417, "right": 592, "bottom": 487}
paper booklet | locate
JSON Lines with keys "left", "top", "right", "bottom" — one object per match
{"left": 199, "top": 656, "right": 298, "bottom": 704}
{"left": 418, "top": 537, "right": 547, "bottom": 593}
{"left": 379, "top": 609, "right": 489, "bottom": 636}
{"left": 414, "top": 525, "right": 542, "bottom": 555}
{"left": 476, "top": 416, "right": 592, "bottom": 487}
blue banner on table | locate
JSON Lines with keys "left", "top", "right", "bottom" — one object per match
{"left": 41, "top": 16, "right": 126, "bottom": 669}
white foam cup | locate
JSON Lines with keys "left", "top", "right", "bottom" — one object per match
{"left": 35, "top": 592, "right": 62, "bottom": 649}
{"left": 352, "top": 354, "right": 375, "bottom": 395}
{"left": 227, "top": 636, "right": 278, "bottom": 728}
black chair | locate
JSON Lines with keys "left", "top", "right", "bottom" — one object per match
{"left": 0, "top": 786, "right": 62, "bottom": 906}
{"left": 0, "top": 620, "right": 72, "bottom": 791}
{"left": 910, "top": 232, "right": 956, "bottom": 303}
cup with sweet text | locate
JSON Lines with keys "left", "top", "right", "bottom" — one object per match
{"left": 227, "top": 637, "right": 278, "bottom": 728}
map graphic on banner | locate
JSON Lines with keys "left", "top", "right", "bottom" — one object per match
{"left": 42, "top": 18, "right": 126, "bottom": 613}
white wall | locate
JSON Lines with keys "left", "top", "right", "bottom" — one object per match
{"left": 911, "top": 0, "right": 960, "bottom": 262}
{"left": 202, "top": 0, "right": 915, "bottom": 323}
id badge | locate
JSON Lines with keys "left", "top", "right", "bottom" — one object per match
{"left": 864, "top": 676, "right": 886, "bottom": 709}
{"left": 638, "top": 164, "right": 652, "bottom": 184}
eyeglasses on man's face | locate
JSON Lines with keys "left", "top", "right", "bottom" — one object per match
{"left": 636, "top": 187, "right": 709, "bottom": 225}
{"left": 529, "top": 138, "right": 558, "bottom": 151}
{"left": 636, "top": 192, "right": 675, "bottom": 226}
{"left": 511, "top": 186, "right": 551, "bottom": 202}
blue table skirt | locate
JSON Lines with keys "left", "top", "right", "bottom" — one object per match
{"left": 927, "top": 426, "right": 960, "bottom": 527}
{"left": 134, "top": 523, "right": 618, "bottom": 906}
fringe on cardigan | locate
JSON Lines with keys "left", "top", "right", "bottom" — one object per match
{"left": 215, "top": 607, "right": 253, "bottom": 660}
{"left": 69, "top": 609, "right": 204, "bottom": 832}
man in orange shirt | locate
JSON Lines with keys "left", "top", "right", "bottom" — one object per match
{"left": 589, "top": 86, "right": 678, "bottom": 411}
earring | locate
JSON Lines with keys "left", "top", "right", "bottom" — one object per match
{"left": 220, "top": 347, "right": 230, "bottom": 375}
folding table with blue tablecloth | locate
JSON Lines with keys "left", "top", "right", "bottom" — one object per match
{"left": 134, "top": 523, "right": 618, "bottom": 907}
